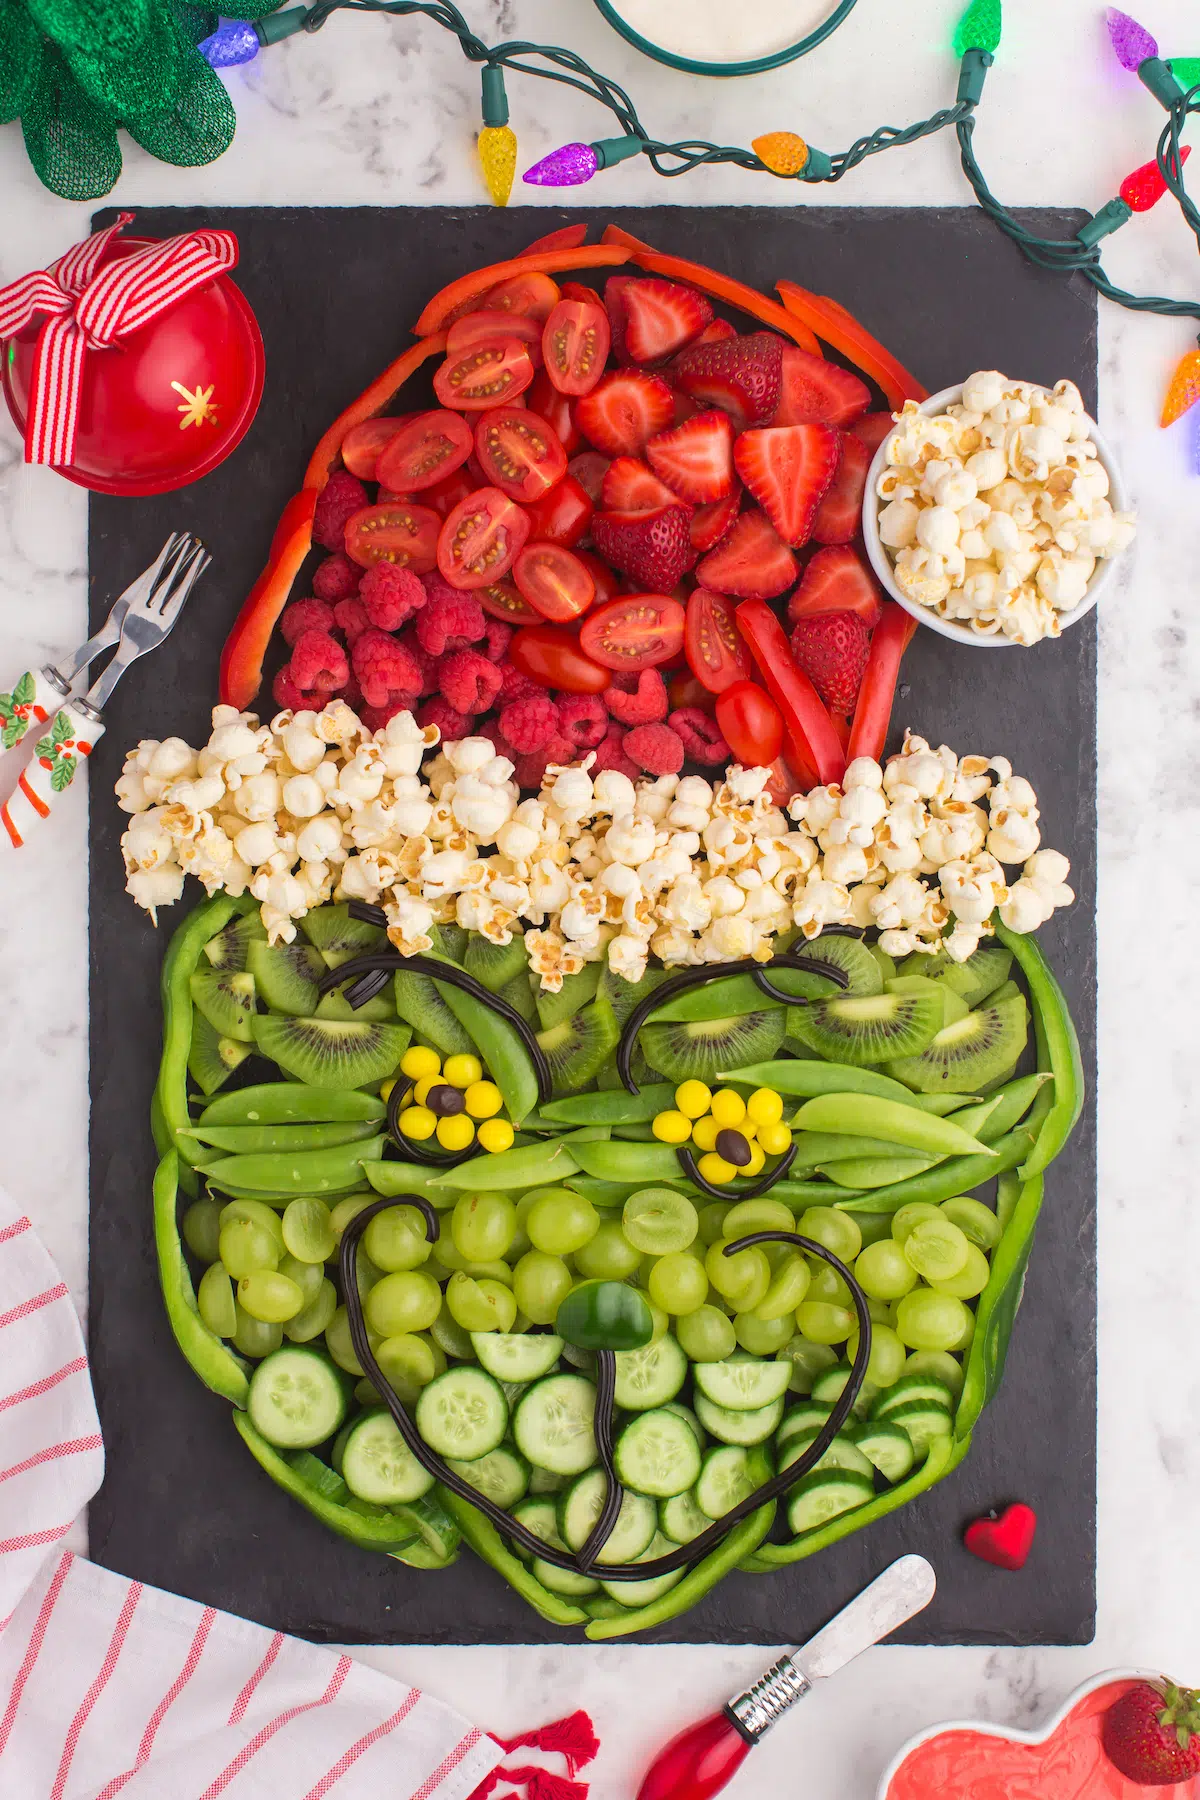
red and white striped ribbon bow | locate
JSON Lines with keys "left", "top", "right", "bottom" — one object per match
{"left": 0, "top": 214, "right": 239, "bottom": 467}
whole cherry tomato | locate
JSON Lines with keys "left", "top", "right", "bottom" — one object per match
{"left": 422, "top": 466, "right": 475, "bottom": 519}
{"left": 526, "top": 371, "right": 581, "bottom": 456}
{"left": 510, "top": 625, "right": 610, "bottom": 694}
{"left": 542, "top": 298, "right": 611, "bottom": 397}
{"left": 434, "top": 338, "right": 534, "bottom": 411}
{"left": 437, "top": 487, "right": 531, "bottom": 589}
{"left": 573, "top": 547, "right": 621, "bottom": 604}
{"left": 684, "top": 587, "right": 754, "bottom": 693}
{"left": 579, "top": 595, "right": 686, "bottom": 671}
{"left": 521, "top": 474, "right": 593, "bottom": 547}
{"left": 344, "top": 501, "right": 441, "bottom": 572}
{"left": 715, "top": 679, "right": 784, "bottom": 766}
{"left": 474, "top": 407, "right": 566, "bottom": 504}
{"left": 514, "top": 542, "right": 596, "bottom": 623}
{"left": 376, "top": 409, "right": 473, "bottom": 492}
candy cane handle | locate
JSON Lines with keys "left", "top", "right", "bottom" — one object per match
{"left": 0, "top": 699, "right": 103, "bottom": 850}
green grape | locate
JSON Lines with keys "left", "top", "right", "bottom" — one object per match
{"left": 948, "top": 1306, "right": 976, "bottom": 1352}
{"left": 705, "top": 1240, "right": 770, "bottom": 1309}
{"left": 867, "top": 1296, "right": 895, "bottom": 1324}
{"left": 940, "top": 1196, "right": 1002, "bottom": 1251}
{"left": 364, "top": 1206, "right": 432, "bottom": 1272}
{"left": 697, "top": 1202, "right": 732, "bottom": 1246}
{"left": 904, "top": 1349, "right": 965, "bottom": 1397}
{"left": 375, "top": 1332, "right": 438, "bottom": 1402}
{"left": 853, "top": 1211, "right": 895, "bottom": 1248}
{"left": 929, "top": 1242, "right": 990, "bottom": 1299}
{"left": 780, "top": 1335, "right": 837, "bottom": 1394}
{"left": 805, "top": 1262, "right": 853, "bottom": 1308}
{"left": 446, "top": 1271, "right": 517, "bottom": 1332}
{"left": 894, "top": 1288, "right": 970, "bottom": 1351}
{"left": 451, "top": 1193, "right": 517, "bottom": 1262}
{"left": 365, "top": 1269, "right": 442, "bottom": 1336}
{"left": 218, "top": 1219, "right": 279, "bottom": 1280}
{"left": 328, "top": 1193, "right": 373, "bottom": 1244}
{"left": 622, "top": 1188, "right": 699, "bottom": 1255}
{"left": 430, "top": 1310, "right": 475, "bottom": 1360}
{"left": 238, "top": 1270, "right": 305, "bottom": 1323}
{"left": 645, "top": 1296, "right": 670, "bottom": 1344}
{"left": 279, "top": 1254, "right": 323, "bottom": 1306}
{"left": 281, "top": 1197, "right": 336, "bottom": 1264}
{"left": 575, "top": 1219, "right": 643, "bottom": 1280}
{"left": 355, "top": 1243, "right": 384, "bottom": 1303}
{"left": 795, "top": 1300, "right": 854, "bottom": 1346}
{"left": 355, "top": 1378, "right": 381, "bottom": 1407}
{"left": 220, "top": 1199, "right": 286, "bottom": 1252}
{"left": 753, "top": 1251, "right": 811, "bottom": 1321}
{"left": 527, "top": 1190, "right": 598, "bottom": 1256}
{"left": 847, "top": 1321, "right": 907, "bottom": 1387}
{"left": 675, "top": 1304, "right": 737, "bottom": 1362}
{"left": 722, "top": 1198, "right": 793, "bottom": 1240}
{"left": 459, "top": 1259, "right": 514, "bottom": 1285}
{"left": 796, "top": 1206, "right": 862, "bottom": 1263}
{"left": 197, "top": 1262, "right": 237, "bottom": 1337}
{"left": 182, "top": 1199, "right": 223, "bottom": 1264}
{"left": 231, "top": 1304, "right": 283, "bottom": 1358}
{"left": 903, "top": 1218, "right": 969, "bottom": 1282}
{"left": 512, "top": 1250, "right": 573, "bottom": 1324}
{"left": 508, "top": 1192, "right": 538, "bottom": 1261}
{"left": 890, "top": 1202, "right": 944, "bottom": 1246}
{"left": 648, "top": 1251, "right": 708, "bottom": 1316}
{"left": 854, "top": 1239, "right": 918, "bottom": 1301}
{"left": 735, "top": 1310, "right": 794, "bottom": 1355}
{"left": 284, "top": 1277, "right": 338, "bottom": 1343}
{"left": 325, "top": 1303, "right": 376, "bottom": 1375}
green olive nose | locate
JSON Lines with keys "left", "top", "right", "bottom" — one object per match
{"left": 555, "top": 1279, "right": 655, "bottom": 1351}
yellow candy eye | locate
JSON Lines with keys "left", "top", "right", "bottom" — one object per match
{"left": 478, "top": 1118, "right": 515, "bottom": 1154}
{"left": 691, "top": 1117, "right": 720, "bottom": 1153}
{"left": 401, "top": 1106, "right": 437, "bottom": 1141}
{"left": 743, "top": 1142, "right": 767, "bottom": 1177}
{"left": 464, "top": 1080, "right": 503, "bottom": 1119}
{"left": 697, "top": 1152, "right": 738, "bottom": 1186}
{"left": 709, "top": 1089, "right": 746, "bottom": 1128}
{"left": 756, "top": 1121, "right": 793, "bottom": 1156}
{"left": 675, "top": 1080, "right": 712, "bottom": 1120}
{"left": 652, "top": 1111, "right": 693, "bottom": 1145}
{"left": 380, "top": 1078, "right": 396, "bottom": 1104}
{"left": 746, "top": 1088, "right": 784, "bottom": 1127}
{"left": 436, "top": 1114, "right": 476, "bottom": 1151}
{"left": 414, "top": 1075, "right": 438, "bottom": 1106}
{"left": 401, "top": 1045, "right": 441, "bottom": 1081}
{"left": 443, "top": 1054, "right": 483, "bottom": 1088}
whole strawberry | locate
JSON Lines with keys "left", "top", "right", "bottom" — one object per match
{"left": 1102, "top": 1679, "right": 1200, "bottom": 1786}
{"left": 789, "top": 610, "right": 871, "bottom": 715}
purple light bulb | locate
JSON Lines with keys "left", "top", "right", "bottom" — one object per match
{"left": 523, "top": 143, "right": 599, "bottom": 187}
{"left": 1106, "top": 7, "right": 1159, "bottom": 70}
{"left": 199, "top": 19, "right": 262, "bottom": 67}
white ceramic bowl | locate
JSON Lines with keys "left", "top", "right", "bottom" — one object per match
{"left": 860, "top": 383, "right": 1131, "bottom": 649}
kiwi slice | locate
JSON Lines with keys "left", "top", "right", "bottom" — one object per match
{"left": 251, "top": 1013, "right": 410, "bottom": 1088}
{"left": 315, "top": 986, "right": 398, "bottom": 1024}
{"left": 887, "top": 975, "right": 969, "bottom": 1029}
{"left": 537, "top": 994, "right": 620, "bottom": 1097}
{"left": 600, "top": 962, "right": 668, "bottom": 1028}
{"left": 392, "top": 969, "right": 474, "bottom": 1057}
{"left": 300, "top": 903, "right": 386, "bottom": 969}
{"left": 434, "top": 922, "right": 469, "bottom": 963}
{"left": 598, "top": 1039, "right": 654, "bottom": 1089}
{"left": 499, "top": 970, "right": 539, "bottom": 1027}
{"left": 246, "top": 938, "right": 325, "bottom": 1015}
{"left": 641, "top": 1009, "right": 786, "bottom": 1085}
{"left": 900, "top": 944, "right": 1013, "bottom": 1011}
{"left": 187, "top": 1011, "right": 251, "bottom": 1096}
{"left": 787, "top": 990, "right": 943, "bottom": 1067}
{"left": 190, "top": 967, "right": 257, "bottom": 1043}
{"left": 799, "top": 935, "right": 884, "bottom": 997}
{"left": 464, "top": 933, "right": 528, "bottom": 994}
{"left": 537, "top": 962, "right": 603, "bottom": 1031}
{"left": 202, "top": 913, "right": 267, "bottom": 973}
{"left": 864, "top": 940, "right": 897, "bottom": 984}
{"left": 886, "top": 993, "right": 1029, "bottom": 1094}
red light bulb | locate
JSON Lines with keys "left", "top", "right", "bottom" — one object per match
{"left": 1120, "top": 145, "right": 1191, "bottom": 212}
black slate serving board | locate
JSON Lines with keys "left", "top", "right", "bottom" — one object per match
{"left": 87, "top": 205, "right": 1097, "bottom": 1646}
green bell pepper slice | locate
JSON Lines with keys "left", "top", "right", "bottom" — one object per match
{"left": 994, "top": 921, "right": 1085, "bottom": 1180}
{"left": 154, "top": 1149, "right": 250, "bottom": 1406}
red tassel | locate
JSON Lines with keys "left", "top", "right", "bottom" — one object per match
{"left": 500, "top": 1710, "right": 600, "bottom": 1775}
{"left": 514, "top": 1770, "right": 589, "bottom": 1800}
{"left": 466, "top": 1760, "right": 504, "bottom": 1800}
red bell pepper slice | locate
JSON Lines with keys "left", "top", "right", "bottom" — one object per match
{"left": 304, "top": 333, "right": 447, "bottom": 490}
{"left": 736, "top": 599, "right": 845, "bottom": 787}
{"left": 774, "top": 279, "right": 926, "bottom": 411}
{"left": 219, "top": 488, "right": 318, "bottom": 709}
{"left": 522, "top": 223, "right": 589, "bottom": 254}
{"left": 414, "top": 247, "right": 632, "bottom": 336}
{"left": 600, "top": 224, "right": 823, "bottom": 357}
{"left": 845, "top": 602, "right": 919, "bottom": 766}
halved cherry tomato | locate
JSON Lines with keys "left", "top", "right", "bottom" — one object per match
{"left": 574, "top": 548, "right": 622, "bottom": 605}
{"left": 510, "top": 625, "right": 610, "bottom": 694}
{"left": 447, "top": 309, "right": 544, "bottom": 365}
{"left": 542, "top": 298, "right": 611, "bottom": 397}
{"left": 483, "top": 271, "right": 561, "bottom": 322}
{"left": 480, "top": 580, "right": 540, "bottom": 624}
{"left": 526, "top": 371, "right": 581, "bottom": 456}
{"left": 475, "top": 406, "right": 567, "bottom": 504}
{"left": 437, "top": 487, "right": 532, "bottom": 589}
{"left": 514, "top": 542, "right": 596, "bottom": 623}
{"left": 375, "top": 409, "right": 473, "bottom": 493}
{"left": 579, "top": 595, "right": 686, "bottom": 671}
{"left": 344, "top": 501, "right": 441, "bottom": 572}
{"left": 567, "top": 451, "right": 610, "bottom": 505}
{"left": 433, "top": 338, "right": 535, "bottom": 412}
{"left": 340, "top": 414, "right": 416, "bottom": 480}
{"left": 422, "top": 466, "right": 475, "bottom": 519}
{"left": 715, "top": 679, "right": 784, "bottom": 765}
{"left": 522, "top": 474, "right": 593, "bottom": 547}
{"left": 684, "top": 587, "right": 754, "bottom": 694}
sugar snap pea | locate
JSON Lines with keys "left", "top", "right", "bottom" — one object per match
{"left": 650, "top": 967, "right": 836, "bottom": 1024}
{"left": 568, "top": 1139, "right": 682, "bottom": 1183}
{"left": 430, "top": 953, "right": 540, "bottom": 1125}
{"left": 792, "top": 1094, "right": 996, "bottom": 1160}
{"left": 537, "top": 1085, "right": 676, "bottom": 1126}
{"left": 722, "top": 1061, "right": 933, "bottom": 1106}
{"left": 791, "top": 1131, "right": 927, "bottom": 1166}
{"left": 199, "top": 1084, "right": 385, "bottom": 1127}
{"left": 995, "top": 1168, "right": 1022, "bottom": 1235}
{"left": 767, "top": 1179, "right": 868, "bottom": 1206}
{"left": 365, "top": 1160, "right": 459, "bottom": 1201}
{"left": 156, "top": 892, "right": 246, "bottom": 1181}
{"left": 182, "top": 1120, "right": 380, "bottom": 1154}
{"left": 427, "top": 1134, "right": 589, "bottom": 1192}
{"left": 819, "top": 1154, "right": 937, "bottom": 1188}
{"left": 833, "top": 1122, "right": 1038, "bottom": 1213}
{"left": 964, "top": 1073, "right": 1052, "bottom": 1144}
{"left": 956, "top": 1170, "right": 1045, "bottom": 1437}
{"left": 202, "top": 1136, "right": 385, "bottom": 1196}
{"left": 436, "top": 1487, "right": 589, "bottom": 1626}
{"left": 909, "top": 1094, "right": 981, "bottom": 1114}
{"left": 995, "top": 922, "right": 1084, "bottom": 1179}
{"left": 154, "top": 1149, "right": 249, "bottom": 1406}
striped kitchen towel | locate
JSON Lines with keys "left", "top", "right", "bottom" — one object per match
{"left": 0, "top": 1192, "right": 504, "bottom": 1800}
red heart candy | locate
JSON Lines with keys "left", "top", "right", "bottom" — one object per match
{"left": 964, "top": 1502, "right": 1037, "bottom": 1570}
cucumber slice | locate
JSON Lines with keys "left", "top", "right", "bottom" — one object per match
{"left": 528, "top": 1465, "right": 569, "bottom": 1496}
{"left": 779, "top": 1432, "right": 874, "bottom": 1480}
{"left": 663, "top": 1400, "right": 707, "bottom": 1449}
{"left": 415, "top": 1367, "right": 508, "bottom": 1460}
{"left": 694, "top": 1393, "right": 784, "bottom": 1445}
{"left": 512, "top": 1374, "right": 598, "bottom": 1475}
{"left": 247, "top": 1346, "right": 346, "bottom": 1449}
{"left": 810, "top": 1361, "right": 878, "bottom": 1419}
{"left": 776, "top": 1402, "right": 833, "bottom": 1447}
{"left": 613, "top": 1335, "right": 688, "bottom": 1411}
{"left": 693, "top": 1352, "right": 792, "bottom": 1412}
{"left": 508, "top": 1497, "right": 599, "bottom": 1595}
{"left": 447, "top": 1444, "right": 530, "bottom": 1509}
{"left": 509, "top": 1495, "right": 558, "bottom": 1560}
{"left": 557, "top": 1468, "right": 656, "bottom": 1564}
{"left": 849, "top": 1420, "right": 916, "bottom": 1483}
{"left": 871, "top": 1374, "right": 955, "bottom": 1418}
{"left": 694, "top": 1444, "right": 760, "bottom": 1519}
{"left": 786, "top": 1468, "right": 875, "bottom": 1534}
{"left": 340, "top": 1408, "right": 436, "bottom": 1503}
{"left": 600, "top": 1533, "right": 684, "bottom": 1607}
{"left": 614, "top": 1409, "right": 703, "bottom": 1498}
{"left": 659, "top": 1489, "right": 713, "bottom": 1544}
{"left": 875, "top": 1399, "right": 952, "bottom": 1457}
{"left": 471, "top": 1332, "right": 564, "bottom": 1383}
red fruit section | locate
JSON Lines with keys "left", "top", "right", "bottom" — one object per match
{"left": 695, "top": 511, "right": 797, "bottom": 599}
{"left": 646, "top": 410, "right": 735, "bottom": 504}
{"left": 575, "top": 370, "right": 675, "bottom": 456}
{"left": 621, "top": 277, "right": 713, "bottom": 363}
{"left": 684, "top": 587, "right": 753, "bottom": 693}
{"left": 773, "top": 344, "right": 871, "bottom": 427}
{"left": 734, "top": 423, "right": 840, "bottom": 547}
{"left": 788, "top": 546, "right": 883, "bottom": 627}
{"left": 671, "top": 331, "right": 784, "bottom": 431}
{"left": 580, "top": 595, "right": 687, "bottom": 671}
{"left": 474, "top": 406, "right": 567, "bottom": 502}
{"left": 601, "top": 456, "right": 680, "bottom": 513}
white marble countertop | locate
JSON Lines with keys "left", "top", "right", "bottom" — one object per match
{"left": 2, "top": 0, "right": 1199, "bottom": 1791}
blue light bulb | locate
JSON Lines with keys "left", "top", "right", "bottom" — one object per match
{"left": 199, "top": 19, "right": 262, "bottom": 67}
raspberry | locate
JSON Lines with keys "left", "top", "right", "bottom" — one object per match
{"left": 360, "top": 562, "right": 426, "bottom": 631}
{"left": 482, "top": 619, "right": 514, "bottom": 663}
{"left": 590, "top": 723, "right": 640, "bottom": 780}
{"left": 604, "top": 668, "right": 668, "bottom": 726}
{"left": 556, "top": 693, "right": 608, "bottom": 751}
{"left": 498, "top": 664, "right": 546, "bottom": 706}
{"left": 333, "top": 596, "right": 371, "bottom": 646}
{"left": 417, "top": 591, "right": 487, "bottom": 656}
{"left": 418, "top": 697, "right": 473, "bottom": 741}
{"left": 513, "top": 733, "right": 575, "bottom": 791}
{"left": 272, "top": 663, "right": 307, "bottom": 712}
{"left": 669, "top": 706, "right": 730, "bottom": 766}
{"left": 624, "top": 722, "right": 685, "bottom": 776}
{"left": 313, "top": 469, "right": 368, "bottom": 552}
{"left": 280, "top": 598, "right": 336, "bottom": 647}
{"left": 351, "top": 628, "right": 423, "bottom": 709}
{"left": 290, "top": 629, "right": 350, "bottom": 695}
{"left": 336, "top": 674, "right": 365, "bottom": 713}
{"left": 499, "top": 695, "right": 561, "bottom": 754}
{"left": 362, "top": 699, "right": 419, "bottom": 731}
{"left": 397, "top": 628, "right": 442, "bottom": 696}
{"left": 312, "top": 553, "right": 362, "bottom": 604}
{"left": 438, "top": 649, "right": 503, "bottom": 715}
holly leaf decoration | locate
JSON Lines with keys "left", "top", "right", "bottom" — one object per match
{"left": 34, "top": 732, "right": 54, "bottom": 761}
{"left": 12, "top": 672, "right": 34, "bottom": 706}
{"left": 49, "top": 711, "right": 73, "bottom": 746}
{"left": 0, "top": 714, "right": 24, "bottom": 750}
{"left": 50, "top": 755, "right": 77, "bottom": 794}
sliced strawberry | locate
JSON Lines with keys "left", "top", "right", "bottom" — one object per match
{"left": 603, "top": 274, "right": 635, "bottom": 365}
{"left": 850, "top": 411, "right": 895, "bottom": 456}
{"left": 695, "top": 509, "right": 797, "bottom": 599}
{"left": 670, "top": 390, "right": 700, "bottom": 429}
{"left": 592, "top": 506, "right": 698, "bottom": 591}
{"left": 567, "top": 450, "right": 610, "bottom": 504}
{"left": 734, "top": 424, "right": 840, "bottom": 548}
{"left": 601, "top": 456, "right": 680, "bottom": 513}
{"left": 811, "top": 432, "right": 870, "bottom": 545}
{"left": 789, "top": 610, "right": 872, "bottom": 714}
{"left": 575, "top": 370, "right": 675, "bottom": 457}
{"left": 772, "top": 345, "right": 871, "bottom": 428}
{"left": 621, "top": 278, "right": 713, "bottom": 364}
{"left": 787, "top": 546, "right": 883, "bottom": 628}
{"left": 671, "top": 331, "right": 784, "bottom": 431}
{"left": 690, "top": 489, "right": 741, "bottom": 553}
{"left": 694, "top": 317, "right": 737, "bottom": 346}
{"left": 646, "top": 410, "right": 735, "bottom": 504}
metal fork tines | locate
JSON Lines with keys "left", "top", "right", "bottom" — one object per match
{"left": 41, "top": 532, "right": 194, "bottom": 703}
{"left": 75, "top": 535, "right": 210, "bottom": 722}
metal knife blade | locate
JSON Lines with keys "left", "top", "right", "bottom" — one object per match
{"left": 791, "top": 1555, "right": 936, "bottom": 1683}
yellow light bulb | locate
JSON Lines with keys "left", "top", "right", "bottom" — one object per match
{"left": 752, "top": 131, "right": 809, "bottom": 177}
{"left": 478, "top": 124, "right": 517, "bottom": 207}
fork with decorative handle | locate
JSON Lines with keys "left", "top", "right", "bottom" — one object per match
{"left": 1, "top": 534, "right": 209, "bottom": 850}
